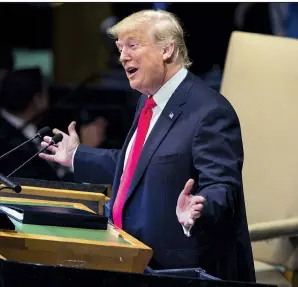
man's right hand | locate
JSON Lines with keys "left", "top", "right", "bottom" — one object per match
{"left": 39, "top": 121, "right": 80, "bottom": 168}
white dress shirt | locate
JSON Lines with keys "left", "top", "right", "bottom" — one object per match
{"left": 0, "top": 109, "right": 38, "bottom": 142}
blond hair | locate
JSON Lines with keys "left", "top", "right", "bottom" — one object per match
{"left": 107, "top": 9, "right": 192, "bottom": 69}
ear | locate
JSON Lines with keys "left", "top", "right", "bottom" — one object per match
{"left": 162, "top": 42, "right": 175, "bottom": 62}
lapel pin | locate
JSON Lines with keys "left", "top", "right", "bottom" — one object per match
{"left": 169, "top": 112, "right": 174, "bottom": 119}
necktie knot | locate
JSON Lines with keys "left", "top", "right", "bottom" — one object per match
{"left": 144, "top": 97, "right": 156, "bottom": 113}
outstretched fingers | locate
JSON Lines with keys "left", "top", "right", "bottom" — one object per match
{"left": 39, "top": 152, "right": 56, "bottom": 162}
{"left": 52, "top": 128, "right": 68, "bottom": 138}
{"left": 41, "top": 141, "right": 58, "bottom": 154}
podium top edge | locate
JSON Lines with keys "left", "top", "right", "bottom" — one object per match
{"left": 9, "top": 177, "right": 108, "bottom": 195}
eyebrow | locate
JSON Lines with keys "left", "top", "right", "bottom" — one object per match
{"left": 117, "top": 37, "right": 140, "bottom": 45}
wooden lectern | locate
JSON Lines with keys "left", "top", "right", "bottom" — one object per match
{"left": 0, "top": 180, "right": 152, "bottom": 273}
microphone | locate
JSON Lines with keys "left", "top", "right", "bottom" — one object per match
{"left": 6, "top": 133, "right": 63, "bottom": 181}
{"left": 0, "top": 173, "right": 22, "bottom": 193}
{"left": 0, "top": 126, "right": 51, "bottom": 161}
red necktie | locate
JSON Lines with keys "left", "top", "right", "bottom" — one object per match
{"left": 113, "top": 97, "right": 157, "bottom": 229}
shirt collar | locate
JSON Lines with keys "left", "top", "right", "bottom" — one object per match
{"left": 0, "top": 109, "right": 38, "bottom": 139}
{"left": 151, "top": 67, "right": 188, "bottom": 111}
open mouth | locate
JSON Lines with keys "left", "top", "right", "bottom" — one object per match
{"left": 126, "top": 67, "right": 138, "bottom": 77}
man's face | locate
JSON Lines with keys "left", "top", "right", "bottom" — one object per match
{"left": 34, "top": 90, "right": 49, "bottom": 114}
{"left": 31, "top": 90, "right": 49, "bottom": 124}
{"left": 116, "top": 27, "right": 166, "bottom": 95}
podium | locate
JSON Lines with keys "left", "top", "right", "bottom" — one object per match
{"left": 2, "top": 177, "right": 109, "bottom": 214}
{"left": 0, "top": 178, "right": 152, "bottom": 273}
{"left": 0, "top": 260, "right": 276, "bottom": 287}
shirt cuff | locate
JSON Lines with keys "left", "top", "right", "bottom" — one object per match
{"left": 71, "top": 145, "right": 79, "bottom": 172}
{"left": 181, "top": 224, "right": 194, "bottom": 237}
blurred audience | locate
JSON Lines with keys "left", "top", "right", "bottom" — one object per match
{"left": 0, "top": 68, "right": 71, "bottom": 180}
{"left": 234, "top": 3, "right": 298, "bottom": 39}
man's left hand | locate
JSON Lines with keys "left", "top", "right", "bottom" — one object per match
{"left": 176, "top": 179, "right": 205, "bottom": 227}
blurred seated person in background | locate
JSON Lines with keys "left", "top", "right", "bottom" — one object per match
{"left": 0, "top": 68, "right": 70, "bottom": 180}
{"left": 234, "top": 3, "right": 298, "bottom": 39}
{"left": 80, "top": 116, "right": 108, "bottom": 148}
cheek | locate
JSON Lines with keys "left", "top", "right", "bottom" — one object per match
{"left": 142, "top": 58, "right": 163, "bottom": 75}
{"left": 136, "top": 53, "right": 163, "bottom": 82}
{"left": 149, "top": 61, "right": 164, "bottom": 79}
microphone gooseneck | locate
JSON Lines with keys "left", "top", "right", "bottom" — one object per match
{"left": 0, "top": 126, "right": 51, "bottom": 161}
{"left": 0, "top": 173, "right": 22, "bottom": 193}
{"left": 6, "top": 133, "right": 63, "bottom": 179}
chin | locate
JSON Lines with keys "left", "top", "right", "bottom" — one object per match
{"left": 129, "top": 80, "right": 150, "bottom": 94}
{"left": 129, "top": 81, "right": 142, "bottom": 93}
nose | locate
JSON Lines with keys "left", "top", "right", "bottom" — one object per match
{"left": 119, "top": 47, "right": 131, "bottom": 64}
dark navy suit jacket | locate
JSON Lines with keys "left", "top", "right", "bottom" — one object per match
{"left": 74, "top": 72, "right": 256, "bottom": 282}
{"left": 0, "top": 115, "right": 60, "bottom": 180}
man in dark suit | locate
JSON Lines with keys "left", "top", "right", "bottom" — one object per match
{"left": 0, "top": 68, "right": 61, "bottom": 180}
{"left": 40, "top": 10, "right": 255, "bottom": 281}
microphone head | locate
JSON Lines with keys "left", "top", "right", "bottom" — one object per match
{"left": 51, "top": 133, "right": 63, "bottom": 144}
{"left": 14, "top": 184, "right": 22, "bottom": 193}
{"left": 37, "top": 126, "right": 51, "bottom": 138}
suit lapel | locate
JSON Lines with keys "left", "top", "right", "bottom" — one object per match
{"left": 125, "top": 73, "right": 195, "bottom": 203}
